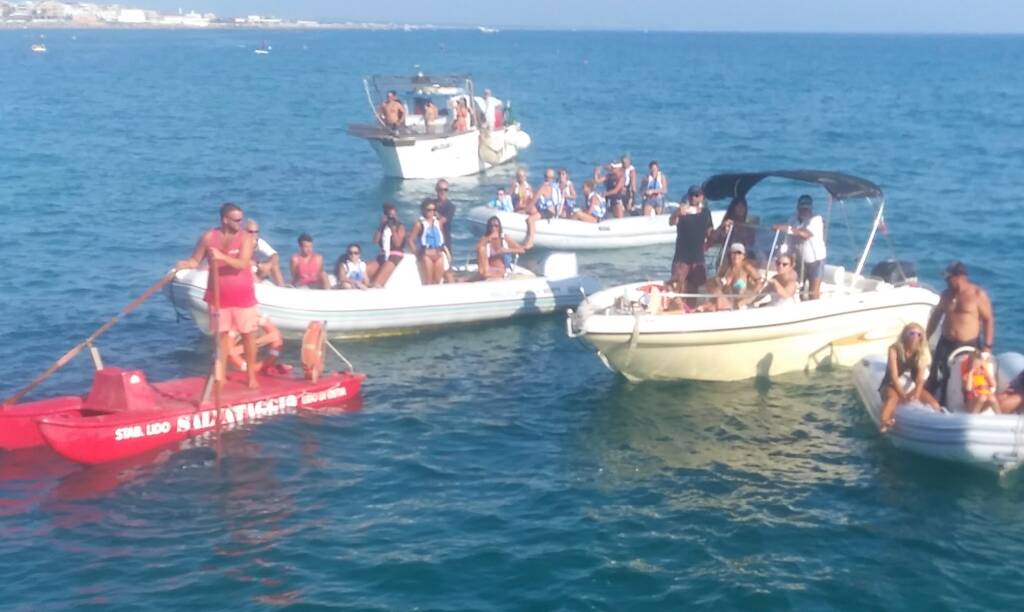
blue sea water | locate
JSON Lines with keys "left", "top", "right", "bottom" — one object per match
{"left": 2, "top": 29, "right": 1024, "bottom": 609}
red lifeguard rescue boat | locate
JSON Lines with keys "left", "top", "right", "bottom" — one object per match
{"left": 0, "top": 319, "right": 365, "bottom": 465}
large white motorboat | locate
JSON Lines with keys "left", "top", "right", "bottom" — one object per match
{"left": 465, "top": 206, "right": 725, "bottom": 250}
{"left": 853, "top": 349, "right": 1024, "bottom": 473}
{"left": 568, "top": 170, "right": 941, "bottom": 382}
{"left": 168, "top": 252, "right": 598, "bottom": 339}
{"left": 347, "top": 72, "right": 531, "bottom": 180}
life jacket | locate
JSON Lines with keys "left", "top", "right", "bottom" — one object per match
{"left": 344, "top": 260, "right": 367, "bottom": 282}
{"left": 419, "top": 217, "right": 445, "bottom": 249}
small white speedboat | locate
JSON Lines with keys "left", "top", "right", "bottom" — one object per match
{"left": 853, "top": 350, "right": 1024, "bottom": 472}
{"left": 31, "top": 43, "right": 47, "bottom": 53}
{"left": 168, "top": 252, "right": 599, "bottom": 339}
{"left": 465, "top": 206, "right": 725, "bottom": 251}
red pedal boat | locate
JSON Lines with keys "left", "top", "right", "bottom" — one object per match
{"left": 1, "top": 367, "right": 364, "bottom": 465}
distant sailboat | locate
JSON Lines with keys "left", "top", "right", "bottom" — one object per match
{"left": 478, "top": 26, "right": 499, "bottom": 34}
{"left": 31, "top": 35, "right": 47, "bottom": 53}
{"left": 254, "top": 41, "right": 271, "bottom": 55}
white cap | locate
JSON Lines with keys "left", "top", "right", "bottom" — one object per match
{"left": 729, "top": 242, "right": 746, "bottom": 254}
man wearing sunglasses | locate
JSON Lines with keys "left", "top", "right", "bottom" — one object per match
{"left": 925, "top": 261, "right": 995, "bottom": 404}
{"left": 435, "top": 179, "right": 456, "bottom": 257}
{"left": 175, "top": 202, "right": 259, "bottom": 389}
{"left": 245, "top": 220, "right": 285, "bottom": 286}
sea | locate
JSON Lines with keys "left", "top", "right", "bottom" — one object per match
{"left": 1, "top": 29, "right": 1023, "bottom": 610}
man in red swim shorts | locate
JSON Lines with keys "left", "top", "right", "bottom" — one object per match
{"left": 176, "top": 202, "right": 260, "bottom": 389}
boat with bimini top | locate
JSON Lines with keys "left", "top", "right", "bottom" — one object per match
{"left": 347, "top": 71, "right": 531, "bottom": 179}
{"left": 568, "top": 170, "right": 940, "bottom": 382}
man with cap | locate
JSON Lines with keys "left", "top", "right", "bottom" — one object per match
{"left": 924, "top": 261, "right": 995, "bottom": 404}
{"left": 669, "top": 185, "right": 714, "bottom": 305}
{"left": 774, "top": 194, "right": 827, "bottom": 300}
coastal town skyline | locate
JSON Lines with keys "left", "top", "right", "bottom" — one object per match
{"left": 4, "top": 0, "right": 1024, "bottom": 32}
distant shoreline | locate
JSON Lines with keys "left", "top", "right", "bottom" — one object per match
{"left": 0, "top": 22, "right": 453, "bottom": 31}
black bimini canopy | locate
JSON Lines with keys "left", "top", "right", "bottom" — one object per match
{"left": 701, "top": 170, "right": 883, "bottom": 202}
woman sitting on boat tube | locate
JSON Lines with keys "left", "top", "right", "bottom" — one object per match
{"left": 367, "top": 203, "right": 406, "bottom": 288}
{"left": 879, "top": 323, "right": 942, "bottom": 432}
{"left": 477, "top": 216, "right": 526, "bottom": 280}
{"left": 573, "top": 180, "right": 607, "bottom": 223}
{"left": 336, "top": 243, "right": 369, "bottom": 290}
{"left": 408, "top": 199, "right": 448, "bottom": 285}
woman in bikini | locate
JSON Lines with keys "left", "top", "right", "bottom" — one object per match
{"left": 407, "top": 199, "right": 447, "bottom": 285}
{"left": 367, "top": 203, "right": 406, "bottom": 288}
{"left": 476, "top": 216, "right": 526, "bottom": 280}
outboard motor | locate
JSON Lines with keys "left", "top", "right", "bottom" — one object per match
{"left": 870, "top": 259, "right": 917, "bottom": 286}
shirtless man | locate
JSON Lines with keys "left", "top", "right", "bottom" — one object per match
{"left": 175, "top": 202, "right": 259, "bottom": 389}
{"left": 245, "top": 220, "right": 285, "bottom": 286}
{"left": 378, "top": 90, "right": 405, "bottom": 130}
{"left": 925, "top": 261, "right": 995, "bottom": 404}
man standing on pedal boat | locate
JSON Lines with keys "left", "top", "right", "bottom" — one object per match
{"left": 176, "top": 202, "right": 260, "bottom": 389}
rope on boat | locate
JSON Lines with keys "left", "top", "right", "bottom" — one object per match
{"left": 324, "top": 338, "right": 355, "bottom": 373}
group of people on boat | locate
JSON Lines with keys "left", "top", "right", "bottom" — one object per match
{"left": 378, "top": 88, "right": 502, "bottom": 134}
{"left": 663, "top": 187, "right": 827, "bottom": 312}
{"left": 486, "top": 155, "right": 673, "bottom": 223}
{"left": 874, "top": 261, "right": 1024, "bottom": 429}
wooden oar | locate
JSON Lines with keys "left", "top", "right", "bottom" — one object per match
{"left": 3, "top": 272, "right": 176, "bottom": 406}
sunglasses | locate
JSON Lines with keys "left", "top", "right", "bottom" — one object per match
{"left": 348, "top": 250, "right": 360, "bottom": 255}
{"left": 227, "top": 216, "right": 243, "bottom": 223}
{"left": 905, "top": 330, "right": 922, "bottom": 338}
{"left": 425, "top": 207, "right": 437, "bottom": 212}
{"left": 437, "top": 187, "right": 449, "bottom": 192}
{"left": 776, "top": 261, "right": 791, "bottom": 267}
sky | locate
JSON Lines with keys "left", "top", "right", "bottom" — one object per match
{"left": 136, "top": 1, "right": 1024, "bottom": 33}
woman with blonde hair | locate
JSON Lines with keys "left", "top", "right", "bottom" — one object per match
{"left": 879, "top": 322, "right": 941, "bottom": 432}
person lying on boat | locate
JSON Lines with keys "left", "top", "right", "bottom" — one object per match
{"left": 336, "top": 243, "right": 369, "bottom": 290}
{"left": 367, "top": 203, "right": 406, "bottom": 288}
{"left": 573, "top": 180, "right": 607, "bottom": 223}
{"left": 245, "top": 220, "right": 285, "bottom": 286}
{"left": 290, "top": 233, "right": 331, "bottom": 290}
{"left": 510, "top": 168, "right": 533, "bottom": 212}
{"left": 924, "top": 261, "right": 995, "bottom": 405}
{"left": 595, "top": 163, "right": 626, "bottom": 218}
{"left": 488, "top": 187, "right": 515, "bottom": 212}
{"left": 408, "top": 199, "right": 448, "bottom": 285}
{"left": 378, "top": 90, "right": 405, "bottom": 131}
{"left": 711, "top": 196, "right": 756, "bottom": 256}
{"left": 477, "top": 216, "right": 526, "bottom": 280}
{"left": 174, "top": 202, "right": 260, "bottom": 389}
{"left": 533, "top": 168, "right": 561, "bottom": 219}
{"left": 705, "top": 243, "right": 760, "bottom": 311}
{"left": 878, "top": 323, "right": 941, "bottom": 433}
{"left": 996, "top": 371, "right": 1024, "bottom": 414}
{"left": 961, "top": 350, "right": 998, "bottom": 414}
{"left": 557, "top": 168, "right": 577, "bottom": 217}
{"left": 640, "top": 160, "right": 668, "bottom": 215}
{"left": 773, "top": 195, "right": 826, "bottom": 300}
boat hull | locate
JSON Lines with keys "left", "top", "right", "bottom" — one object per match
{"left": 852, "top": 352, "right": 1024, "bottom": 471}
{"left": 169, "top": 256, "right": 598, "bottom": 339}
{"left": 571, "top": 277, "right": 939, "bottom": 381}
{"left": 0, "top": 396, "right": 84, "bottom": 451}
{"left": 466, "top": 207, "right": 724, "bottom": 250}
{"left": 36, "top": 371, "right": 364, "bottom": 465}
{"left": 356, "top": 125, "right": 528, "bottom": 179}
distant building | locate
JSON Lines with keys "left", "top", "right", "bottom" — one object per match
{"left": 117, "top": 8, "right": 146, "bottom": 24}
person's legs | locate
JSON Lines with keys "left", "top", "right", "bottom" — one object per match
{"left": 684, "top": 263, "right": 707, "bottom": 309}
{"left": 374, "top": 259, "right": 398, "bottom": 287}
{"left": 997, "top": 390, "right": 1023, "bottom": 414}
{"left": 926, "top": 337, "right": 955, "bottom": 402}
{"left": 919, "top": 387, "right": 941, "bottom": 410}
{"left": 670, "top": 261, "right": 690, "bottom": 295}
{"left": 879, "top": 387, "right": 900, "bottom": 432}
